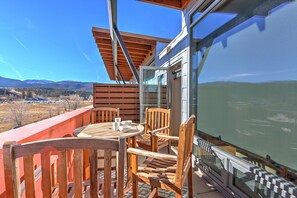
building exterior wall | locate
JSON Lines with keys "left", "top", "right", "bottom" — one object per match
{"left": 155, "top": 0, "right": 297, "bottom": 196}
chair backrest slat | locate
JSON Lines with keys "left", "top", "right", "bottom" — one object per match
{"left": 90, "top": 149, "right": 98, "bottom": 197}
{"left": 91, "top": 107, "right": 120, "bottom": 124}
{"left": 3, "top": 141, "right": 20, "bottom": 198}
{"left": 41, "top": 152, "right": 52, "bottom": 198}
{"left": 23, "top": 155, "right": 36, "bottom": 198}
{"left": 104, "top": 150, "right": 112, "bottom": 198}
{"left": 58, "top": 150, "right": 68, "bottom": 198}
{"left": 3, "top": 137, "right": 125, "bottom": 198}
{"left": 175, "top": 115, "right": 196, "bottom": 185}
{"left": 145, "top": 108, "right": 171, "bottom": 135}
{"left": 74, "top": 149, "right": 83, "bottom": 198}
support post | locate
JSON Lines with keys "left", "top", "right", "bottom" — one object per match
{"left": 113, "top": 26, "right": 140, "bottom": 83}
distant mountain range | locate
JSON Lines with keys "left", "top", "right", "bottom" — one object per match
{"left": 0, "top": 76, "right": 96, "bottom": 92}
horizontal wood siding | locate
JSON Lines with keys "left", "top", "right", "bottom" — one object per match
{"left": 93, "top": 84, "right": 140, "bottom": 122}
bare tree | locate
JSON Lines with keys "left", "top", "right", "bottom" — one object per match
{"left": 60, "top": 96, "right": 70, "bottom": 111}
{"left": 69, "top": 94, "right": 83, "bottom": 110}
{"left": 88, "top": 95, "right": 93, "bottom": 102}
{"left": 59, "top": 94, "right": 83, "bottom": 111}
{"left": 7, "top": 102, "right": 27, "bottom": 128}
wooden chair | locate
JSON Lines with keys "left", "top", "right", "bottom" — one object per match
{"left": 136, "top": 108, "right": 171, "bottom": 153}
{"left": 90, "top": 107, "right": 120, "bottom": 187}
{"left": 128, "top": 115, "right": 196, "bottom": 198}
{"left": 91, "top": 107, "right": 120, "bottom": 123}
{"left": 3, "top": 137, "right": 125, "bottom": 198}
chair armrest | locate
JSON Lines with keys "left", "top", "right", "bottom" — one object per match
{"left": 127, "top": 148, "right": 177, "bottom": 161}
{"left": 148, "top": 126, "right": 170, "bottom": 134}
{"left": 151, "top": 133, "right": 179, "bottom": 141}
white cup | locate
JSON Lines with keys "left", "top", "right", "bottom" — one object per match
{"left": 115, "top": 117, "right": 121, "bottom": 123}
{"left": 112, "top": 122, "right": 119, "bottom": 131}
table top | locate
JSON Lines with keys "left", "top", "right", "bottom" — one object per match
{"left": 73, "top": 122, "right": 144, "bottom": 139}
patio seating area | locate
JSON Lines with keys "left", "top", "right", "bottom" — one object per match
{"left": 1, "top": 103, "right": 224, "bottom": 197}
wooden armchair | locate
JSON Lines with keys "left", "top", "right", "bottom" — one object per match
{"left": 128, "top": 115, "right": 196, "bottom": 198}
{"left": 136, "top": 108, "right": 171, "bottom": 153}
{"left": 91, "top": 107, "right": 120, "bottom": 123}
{"left": 3, "top": 137, "right": 125, "bottom": 198}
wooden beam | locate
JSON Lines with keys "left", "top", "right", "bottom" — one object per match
{"left": 96, "top": 38, "right": 152, "bottom": 51}
{"left": 181, "top": 0, "right": 190, "bottom": 9}
{"left": 137, "top": 0, "right": 183, "bottom": 10}
{"left": 94, "top": 33, "right": 156, "bottom": 46}
{"left": 97, "top": 43, "right": 152, "bottom": 53}
{"left": 99, "top": 49, "right": 148, "bottom": 58}
{"left": 103, "top": 58, "right": 143, "bottom": 65}
{"left": 101, "top": 54, "right": 146, "bottom": 62}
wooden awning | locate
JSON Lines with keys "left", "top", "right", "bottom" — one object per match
{"left": 92, "top": 27, "right": 171, "bottom": 81}
{"left": 137, "top": 0, "right": 190, "bottom": 10}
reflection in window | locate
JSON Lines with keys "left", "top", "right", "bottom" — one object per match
{"left": 190, "top": 0, "right": 297, "bottom": 172}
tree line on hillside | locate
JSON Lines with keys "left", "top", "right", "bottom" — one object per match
{"left": 0, "top": 88, "right": 92, "bottom": 100}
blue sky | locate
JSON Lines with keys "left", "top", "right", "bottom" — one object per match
{"left": 0, "top": 0, "right": 181, "bottom": 83}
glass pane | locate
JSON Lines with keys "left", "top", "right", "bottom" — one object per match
{"left": 233, "top": 168, "right": 281, "bottom": 197}
{"left": 141, "top": 68, "right": 167, "bottom": 121}
{"left": 190, "top": 0, "right": 297, "bottom": 172}
{"left": 198, "top": 148, "right": 224, "bottom": 175}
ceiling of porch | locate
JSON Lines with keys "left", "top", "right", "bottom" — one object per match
{"left": 92, "top": 27, "right": 171, "bottom": 81}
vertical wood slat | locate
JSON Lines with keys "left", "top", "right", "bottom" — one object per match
{"left": 117, "top": 137, "right": 125, "bottom": 198}
{"left": 152, "top": 112, "right": 155, "bottom": 131}
{"left": 83, "top": 149, "right": 90, "bottom": 180}
{"left": 24, "top": 155, "right": 36, "bottom": 198}
{"left": 3, "top": 141, "right": 20, "bottom": 198}
{"left": 91, "top": 112, "right": 95, "bottom": 124}
{"left": 104, "top": 150, "right": 112, "bottom": 198}
{"left": 90, "top": 149, "right": 98, "bottom": 198}
{"left": 41, "top": 152, "right": 52, "bottom": 198}
{"left": 165, "top": 113, "right": 169, "bottom": 134}
{"left": 158, "top": 112, "right": 161, "bottom": 129}
{"left": 131, "top": 137, "right": 138, "bottom": 198}
{"left": 74, "top": 149, "right": 83, "bottom": 198}
{"left": 58, "top": 150, "right": 68, "bottom": 198}
{"left": 126, "top": 137, "right": 132, "bottom": 189}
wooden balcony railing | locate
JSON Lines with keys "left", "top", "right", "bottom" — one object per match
{"left": 0, "top": 106, "right": 92, "bottom": 197}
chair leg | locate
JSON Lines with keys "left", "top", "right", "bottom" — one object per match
{"left": 175, "top": 190, "right": 182, "bottom": 198}
{"left": 149, "top": 187, "right": 158, "bottom": 198}
{"left": 132, "top": 176, "right": 138, "bottom": 198}
{"left": 168, "top": 141, "right": 171, "bottom": 154}
{"left": 132, "top": 153, "right": 138, "bottom": 198}
{"left": 188, "top": 164, "right": 193, "bottom": 198}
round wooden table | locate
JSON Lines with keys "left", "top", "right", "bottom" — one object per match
{"left": 73, "top": 122, "right": 144, "bottom": 139}
{"left": 73, "top": 122, "right": 144, "bottom": 191}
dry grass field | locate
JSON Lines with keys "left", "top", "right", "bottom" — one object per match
{"left": 0, "top": 102, "right": 92, "bottom": 133}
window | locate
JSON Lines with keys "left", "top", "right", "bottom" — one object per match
{"left": 190, "top": 0, "right": 297, "bottom": 172}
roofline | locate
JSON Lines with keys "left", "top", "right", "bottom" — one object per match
{"left": 92, "top": 27, "right": 172, "bottom": 43}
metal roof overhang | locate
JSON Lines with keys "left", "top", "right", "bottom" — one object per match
{"left": 92, "top": 27, "right": 171, "bottom": 81}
